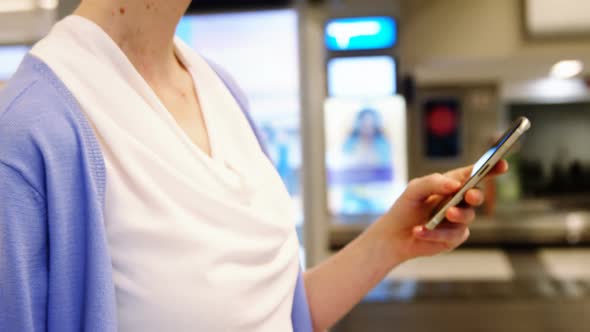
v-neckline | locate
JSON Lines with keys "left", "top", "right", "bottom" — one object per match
{"left": 129, "top": 46, "right": 245, "bottom": 182}
{"left": 165, "top": 45, "right": 220, "bottom": 163}
{"left": 144, "top": 44, "right": 222, "bottom": 166}
{"left": 105, "top": 35, "right": 224, "bottom": 169}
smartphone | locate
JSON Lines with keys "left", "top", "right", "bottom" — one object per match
{"left": 425, "top": 116, "right": 531, "bottom": 230}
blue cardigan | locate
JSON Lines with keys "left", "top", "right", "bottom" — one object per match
{"left": 0, "top": 55, "right": 312, "bottom": 332}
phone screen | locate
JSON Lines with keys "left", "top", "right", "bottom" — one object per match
{"left": 470, "top": 120, "right": 521, "bottom": 177}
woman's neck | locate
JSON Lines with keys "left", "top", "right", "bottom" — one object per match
{"left": 74, "top": 0, "right": 191, "bottom": 80}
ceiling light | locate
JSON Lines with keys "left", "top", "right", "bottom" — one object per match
{"left": 37, "top": 0, "right": 58, "bottom": 10}
{"left": 551, "top": 60, "right": 584, "bottom": 79}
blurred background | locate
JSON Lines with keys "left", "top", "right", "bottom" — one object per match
{"left": 2, "top": 0, "right": 590, "bottom": 330}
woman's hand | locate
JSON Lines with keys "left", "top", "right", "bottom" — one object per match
{"left": 304, "top": 161, "right": 509, "bottom": 332}
{"left": 372, "top": 160, "right": 509, "bottom": 265}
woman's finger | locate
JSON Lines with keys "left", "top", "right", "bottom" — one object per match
{"left": 445, "top": 206, "right": 476, "bottom": 225}
{"left": 464, "top": 189, "right": 485, "bottom": 206}
{"left": 486, "top": 159, "right": 509, "bottom": 178}
{"left": 445, "top": 159, "right": 509, "bottom": 183}
{"left": 413, "top": 224, "right": 470, "bottom": 248}
{"left": 404, "top": 173, "right": 461, "bottom": 201}
{"left": 445, "top": 165, "right": 473, "bottom": 183}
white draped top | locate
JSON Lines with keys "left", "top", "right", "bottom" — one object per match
{"left": 31, "top": 15, "right": 300, "bottom": 332}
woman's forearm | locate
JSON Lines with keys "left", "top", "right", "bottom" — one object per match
{"left": 303, "top": 219, "right": 401, "bottom": 332}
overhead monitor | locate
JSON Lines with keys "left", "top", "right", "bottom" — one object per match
{"left": 327, "top": 55, "right": 397, "bottom": 97}
{"left": 325, "top": 16, "right": 397, "bottom": 51}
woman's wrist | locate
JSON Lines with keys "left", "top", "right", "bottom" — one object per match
{"left": 363, "top": 215, "right": 406, "bottom": 272}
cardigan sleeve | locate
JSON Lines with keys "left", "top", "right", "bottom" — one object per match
{"left": 0, "top": 162, "right": 48, "bottom": 332}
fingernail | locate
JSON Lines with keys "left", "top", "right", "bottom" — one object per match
{"left": 415, "top": 226, "right": 428, "bottom": 236}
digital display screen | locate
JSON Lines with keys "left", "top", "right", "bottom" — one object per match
{"left": 325, "top": 96, "right": 407, "bottom": 218}
{"left": 325, "top": 16, "right": 397, "bottom": 51}
{"left": 0, "top": 45, "right": 28, "bottom": 81}
{"left": 327, "top": 56, "right": 396, "bottom": 97}
{"left": 424, "top": 98, "right": 461, "bottom": 158}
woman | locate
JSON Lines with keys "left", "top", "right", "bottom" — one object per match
{"left": 0, "top": 1, "right": 507, "bottom": 331}
{"left": 339, "top": 108, "right": 394, "bottom": 214}
{"left": 342, "top": 108, "right": 392, "bottom": 168}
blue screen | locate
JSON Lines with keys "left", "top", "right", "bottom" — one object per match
{"left": 470, "top": 124, "right": 517, "bottom": 177}
{"left": 325, "top": 16, "right": 397, "bottom": 51}
{"left": 471, "top": 148, "right": 496, "bottom": 177}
